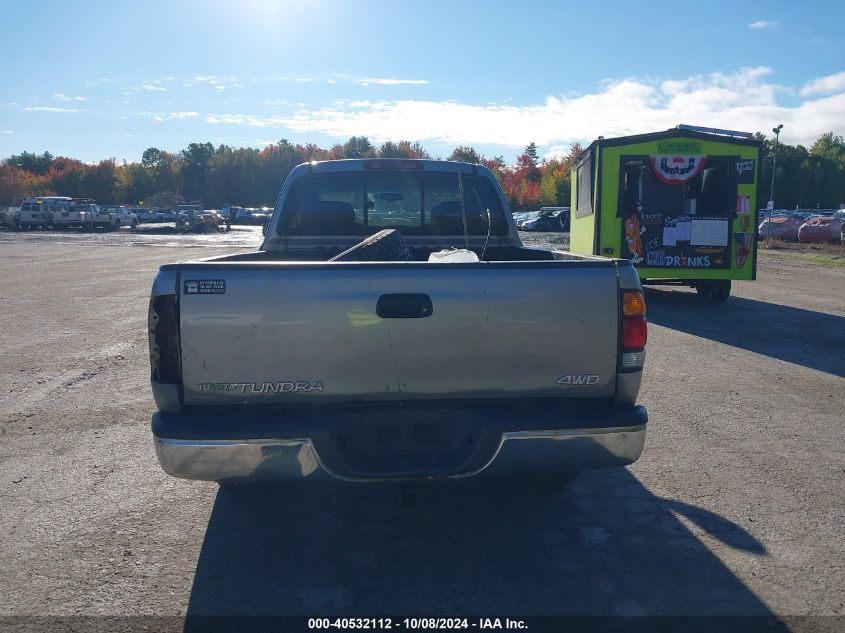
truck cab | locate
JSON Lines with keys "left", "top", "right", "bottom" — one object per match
{"left": 99, "top": 205, "right": 136, "bottom": 229}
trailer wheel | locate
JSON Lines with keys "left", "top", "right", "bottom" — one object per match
{"left": 329, "top": 229, "right": 415, "bottom": 262}
{"left": 696, "top": 280, "right": 731, "bottom": 302}
{"left": 710, "top": 280, "right": 731, "bottom": 302}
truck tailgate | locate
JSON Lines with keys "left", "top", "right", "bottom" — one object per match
{"left": 175, "top": 262, "right": 620, "bottom": 406}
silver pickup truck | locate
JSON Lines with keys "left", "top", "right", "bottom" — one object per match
{"left": 148, "top": 159, "right": 648, "bottom": 484}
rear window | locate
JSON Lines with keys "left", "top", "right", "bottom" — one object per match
{"left": 280, "top": 171, "right": 508, "bottom": 236}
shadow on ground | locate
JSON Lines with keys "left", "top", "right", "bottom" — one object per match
{"left": 645, "top": 287, "right": 845, "bottom": 377}
{"left": 185, "top": 469, "right": 777, "bottom": 620}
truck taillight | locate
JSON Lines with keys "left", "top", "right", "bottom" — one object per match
{"left": 621, "top": 290, "right": 647, "bottom": 370}
{"left": 622, "top": 318, "right": 648, "bottom": 349}
{"left": 149, "top": 294, "right": 180, "bottom": 383}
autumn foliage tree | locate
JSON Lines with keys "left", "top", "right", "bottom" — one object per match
{"left": 1, "top": 134, "right": 842, "bottom": 211}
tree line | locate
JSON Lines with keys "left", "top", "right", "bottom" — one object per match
{"left": 1, "top": 132, "right": 843, "bottom": 210}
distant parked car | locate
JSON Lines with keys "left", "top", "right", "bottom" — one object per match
{"left": 798, "top": 213, "right": 844, "bottom": 243}
{"left": 233, "top": 208, "right": 269, "bottom": 225}
{"left": 517, "top": 207, "right": 570, "bottom": 232}
{"left": 759, "top": 214, "right": 804, "bottom": 241}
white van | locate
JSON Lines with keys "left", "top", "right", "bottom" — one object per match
{"left": 19, "top": 197, "right": 72, "bottom": 229}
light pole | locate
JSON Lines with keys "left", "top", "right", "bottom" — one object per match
{"left": 766, "top": 124, "right": 783, "bottom": 248}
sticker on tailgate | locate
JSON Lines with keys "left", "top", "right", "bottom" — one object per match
{"left": 184, "top": 279, "right": 226, "bottom": 295}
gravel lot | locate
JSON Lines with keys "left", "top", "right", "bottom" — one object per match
{"left": 0, "top": 229, "right": 842, "bottom": 628}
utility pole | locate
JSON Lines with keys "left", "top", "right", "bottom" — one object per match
{"left": 766, "top": 124, "right": 783, "bottom": 248}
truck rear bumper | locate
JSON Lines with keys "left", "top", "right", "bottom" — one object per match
{"left": 152, "top": 403, "right": 647, "bottom": 483}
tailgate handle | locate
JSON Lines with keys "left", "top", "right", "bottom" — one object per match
{"left": 377, "top": 294, "right": 433, "bottom": 319}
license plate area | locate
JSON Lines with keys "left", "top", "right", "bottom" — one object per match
{"left": 317, "top": 409, "right": 500, "bottom": 478}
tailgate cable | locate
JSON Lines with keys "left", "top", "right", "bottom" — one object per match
{"left": 458, "top": 171, "right": 469, "bottom": 250}
{"left": 481, "top": 207, "right": 491, "bottom": 261}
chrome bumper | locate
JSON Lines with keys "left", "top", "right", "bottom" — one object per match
{"left": 154, "top": 424, "right": 646, "bottom": 483}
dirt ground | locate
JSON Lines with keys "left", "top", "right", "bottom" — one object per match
{"left": 0, "top": 228, "right": 842, "bottom": 628}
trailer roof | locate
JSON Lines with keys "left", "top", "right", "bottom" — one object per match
{"left": 580, "top": 126, "right": 762, "bottom": 161}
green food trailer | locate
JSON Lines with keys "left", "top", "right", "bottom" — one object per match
{"left": 569, "top": 125, "right": 761, "bottom": 301}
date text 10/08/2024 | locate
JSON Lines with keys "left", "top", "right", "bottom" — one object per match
{"left": 307, "top": 618, "right": 528, "bottom": 630}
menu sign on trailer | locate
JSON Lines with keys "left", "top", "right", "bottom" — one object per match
{"left": 626, "top": 213, "right": 731, "bottom": 269}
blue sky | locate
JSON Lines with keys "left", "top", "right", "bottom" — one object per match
{"left": 1, "top": 0, "right": 844, "bottom": 163}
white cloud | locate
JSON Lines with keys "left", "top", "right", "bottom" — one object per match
{"left": 186, "top": 75, "right": 228, "bottom": 92}
{"left": 151, "top": 111, "right": 199, "bottom": 122}
{"left": 139, "top": 81, "right": 167, "bottom": 92}
{"left": 748, "top": 20, "right": 776, "bottom": 29}
{"left": 53, "top": 93, "right": 86, "bottom": 101}
{"left": 800, "top": 71, "right": 845, "bottom": 96}
{"left": 206, "top": 113, "right": 283, "bottom": 126}
{"left": 355, "top": 78, "right": 429, "bottom": 86}
{"left": 3, "top": 129, "right": 13, "bottom": 134}
{"left": 191, "top": 75, "right": 218, "bottom": 84}
{"left": 201, "top": 67, "right": 842, "bottom": 149}
{"left": 24, "top": 106, "right": 85, "bottom": 113}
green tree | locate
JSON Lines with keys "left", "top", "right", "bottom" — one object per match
{"left": 524, "top": 142, "right": 539, "bottom": 166}
{"left": 81, "top": 160, "right": 119, "bottom": 203}
{"left": 119, "top": 162, "right": 154, "bottom": 205}
{"left": 8, "top": 151, "right": 54, "bottom": 176}
{"left": 180, "top": 142, "right": 215, "bottom": 201}
{"left": 377, "top": 141, "right": 405, "bottom": 158}
{"left": 259, "top": 140, "right": 301, "bottom": 203}
{"left": 207, "top": 146, "right": 262, "bottom": 207}
{"left": 448, "top": 146, "right": 481, "bottom": 163}
{"left": 342, "top": 136, "right": 375, "bottom": 159}
{"left": 141, "top": 147, "right": 163, "bottom": 169}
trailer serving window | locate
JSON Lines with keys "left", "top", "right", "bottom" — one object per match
{"left": 619, "top": 155, "right": 739, "bottom": 217}
{"left": 617, "top": 154, "right": 740, "bottom": 270}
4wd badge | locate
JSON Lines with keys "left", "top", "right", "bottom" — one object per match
{"left": 557, "top": 374, "right": 600, "bottom": 385}
{"left": 184, "top": 279, "right": 226, "bottom": 295}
